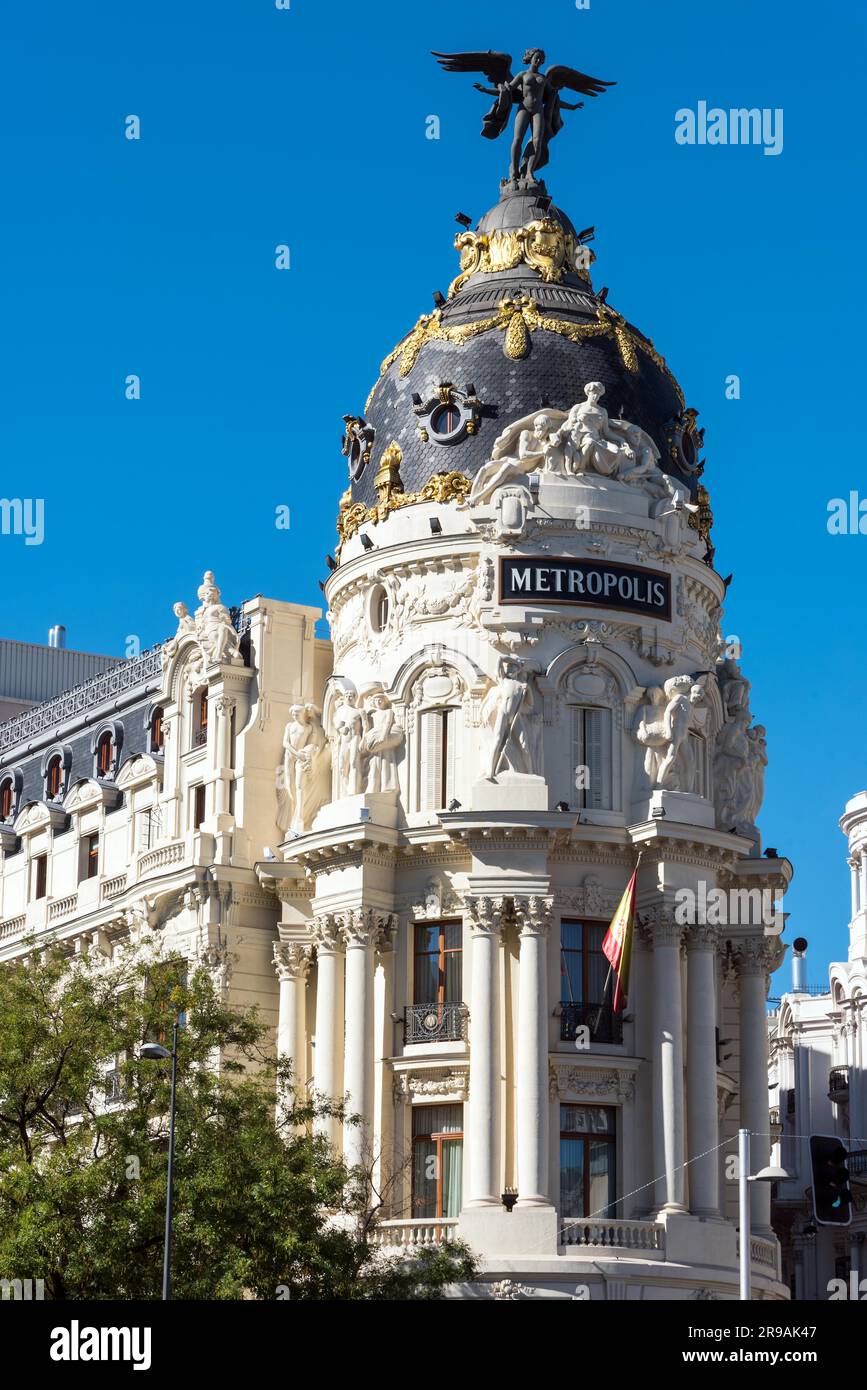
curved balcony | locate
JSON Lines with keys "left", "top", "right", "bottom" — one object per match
{"left": 829, "top": 1065, "right": 850, "bottom": 1105}
{"left": 371, "top": 1218, "right": 458, "bottom": 1250}
{"left": 404, "top": 1002, "right": 468, "bottom": 1045}
{"left": 560, "top": 1218, "right": 665, "bottom": 1253}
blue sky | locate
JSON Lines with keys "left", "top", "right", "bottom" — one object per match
{"left": 1, "top": 0, "right": 864, "bottom": 983}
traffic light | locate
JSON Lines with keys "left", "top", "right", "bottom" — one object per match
{"left": 809, "top": 1135, "right": 852, "bottom": 1226}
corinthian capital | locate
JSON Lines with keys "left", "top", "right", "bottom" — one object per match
{"left": 310, "top": 913, "right": 343, "bottom": 953}
{"left": 464, "top": 895, "right": 509, "bottom": 938}
{"left": 339, "top": 907, "right": 395, "bottom": 950}
{"left": 685, "top": 922, "right": 718, "bottom": 951}
{"left": 640, "top": 904, "right": 684, "bottom": 949}
{"left": 513, "top": 894, "right": 555, "bottom": 937}
{"left": 273, "top": 940, "right": 313, "bottom": 982}
{"left": 733, "top": 934, "right": 785, "bottom": 979}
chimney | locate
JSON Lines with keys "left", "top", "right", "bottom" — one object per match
{"left": 48, "top": 625, "right": 66, "bottom": 650}
{"left": 791, "top": 936, "right": 808, "bottom": 993}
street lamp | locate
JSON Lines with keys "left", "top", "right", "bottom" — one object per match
{"left": 139, "top": 1021, "right": 180, "bottom": 1301}
{"left": 738, "top": 1127, "right": 788, "bottom": 1301}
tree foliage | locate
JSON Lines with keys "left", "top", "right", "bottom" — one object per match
{"left": 0, "top": 935, "right": 475, "bottom": 1299}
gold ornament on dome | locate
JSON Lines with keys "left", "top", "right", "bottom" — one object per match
{"left": 687, "top": 483, "right": 714, "bottom": 562}
{"left": 370, "top": 296, "right": 684, "bottom": 409}
{"left": 335, "top": 443, "right": 471, "bottom": 552}
{"left": 448, "top": 218, "right": 594, "bottom": 297}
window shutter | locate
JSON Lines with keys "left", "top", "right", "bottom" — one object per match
{"left": 419, "top": 711, "right": 442, "bottom": 810}
{"left": 583, "top": 707, "right": 612, "bottom": 810}
{"left": 444, "top": 709, "right": 456, "bottom": 806}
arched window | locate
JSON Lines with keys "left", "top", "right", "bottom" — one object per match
{"left": 96, "top": 730, "right": 114, "bottom": 778}
{"left": 150, "top": 707, "right": 164, "bottom": 753}
{"left": 0, "top": 777, "right": 13, "bottom": 822}
{"left": 193, "top": 689, "right": 208, "bottom": 748}
{"left": 46, "top": 754, "right": 63, "bottom": 800}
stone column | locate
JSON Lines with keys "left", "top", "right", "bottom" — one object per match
{"left": 514, "top": 896, "right": 554, "bottom": 1206}
{"left": 735, "top": 937, "right": 780, "bottom": 1234}
{"left": 213, "top": 695, "right": 235, "bottom": 818}
{"left": 273, "top": 941, "right": 312, "bottom": 1125}
{"left": 464, "top": 896, "right": 505, "bottom": 1207}
{"left": 342, "top": 908, "right": 390, "bottom": 1170}
{"left": 860, "top": 851, "right": 867, "bottom": 918}
{"left": 311, "top": 914, "right": 344, "bottom": 1145}
{"left": 849, "top": 857, "right": 860, "bottom": 920}
{"left": 651, "top": 911, "right": 687, "bottom": 1213}
{"left": 685, "top": 924, "right": 720, "bottom": 1216}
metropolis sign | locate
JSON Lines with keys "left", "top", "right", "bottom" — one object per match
{"left": 499, "top": 556, "right": 672, "bottom": 621}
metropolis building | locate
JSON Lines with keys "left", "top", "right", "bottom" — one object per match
{"left": 0, "top": 70, "right": 793, "bottom": 1299}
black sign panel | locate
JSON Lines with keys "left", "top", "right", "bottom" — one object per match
{"left": 499, "top": 555, "right": 671, "bottom": 620}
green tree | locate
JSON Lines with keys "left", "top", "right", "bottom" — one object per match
{"left": 0, "top": 934, "right": 475, "bottom": 1299}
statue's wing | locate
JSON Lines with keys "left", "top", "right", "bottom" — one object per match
{"left": 431, "top": 50, "right": 514, "bottom": 85}
{"left": 546, "top": 64, "right": 615, "bottom": 97}
{"left": 490, "top": 408, "right": 568, "bottom": 461}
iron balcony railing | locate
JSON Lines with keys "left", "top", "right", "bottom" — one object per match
{"left": 404, "top": 1002, "right": 468, "bottom": 1045}
{"left": 560, "top": 1000, "right": 623, "bottom": 1045}
{"left": 829, "top": 1065, "right": 850, "bottom": 1102}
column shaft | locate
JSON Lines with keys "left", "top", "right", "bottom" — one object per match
{"left": 738, "top": 946, "right": 773, "bottom": 1233}
{"left": 515, "top": 900, "right": 552, "bottom": 1206}
{"left": 342, "top": 914, "right": 376, "bottom": 1169}
{"left": 312, "top": 917, "right": 344, "bottom": 1144}
{"left": 465, "top": 900, "right": 502, "bottom": 1206}
{"left": 652, "top": 921, "right": 686, "bottom": 1212}
{"left": 686, "top": 930, "right": 720, "bottom": 1216}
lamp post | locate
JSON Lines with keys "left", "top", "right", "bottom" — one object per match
{"left": 140, "top": 1020, "right": 180, "bottom": 1301}
{"left": 738, "top": 1127, "right": 788, "bottom": 1301}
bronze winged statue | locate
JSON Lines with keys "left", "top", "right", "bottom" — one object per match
{"left": 431, "top": 47, "right": 615, "bottom": 184}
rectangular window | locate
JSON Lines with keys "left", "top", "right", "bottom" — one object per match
{"left": 560, "top": 919, "right": 621, "bottom": 1044}
{"left": 411, "top": 1104, "right": 463, "bottom": 1219}
{"left": 418, "top": 709, "right": 456, "bottom": 811}
{"left": 136, "top": 809, "right": 154, "bottom": 853}
{"left": 413, "top": 921, "right": 462, "bottom": 1005}
{"left": 193, "top": 784, "right": 206, "bottom": 829}
{"left": 194, "top": 690, "right": 208, "bottom": 748}
{"left": 571, "top": 707, "right": 612, "bottom": 810}
{"left": 560, "top": 1104, "right": 617, "bottom": 1219}
{"left": 84, "top": 832, "right": 99, "bottom": 880}
{"left": 33, "top": 854, "right": 48, "bottom": 900}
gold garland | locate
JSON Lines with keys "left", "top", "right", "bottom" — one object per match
{"left": 336, "top": 447, "right": 471, "bottom": 551}
{"left": 368, "top": 297, "right": 684, "bottom": 411}
{"left": 447, "top": 219, "right": 593, "bottom": 298}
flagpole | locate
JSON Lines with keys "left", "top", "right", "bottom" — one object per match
{"left": 596, "top": 850, "right": 643, "bottom": 1020}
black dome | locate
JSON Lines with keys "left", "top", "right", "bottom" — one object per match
{"left": 348, "top": 185, "right": 693, "bottom": 509}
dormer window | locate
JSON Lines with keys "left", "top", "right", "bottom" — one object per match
{"left": 97, "top": 731, "right": 114, "bottom": 778}
{"left": 46, "top": 754, "right": 63, "bottom": 801}
{"left": 0, "top": 777, "right": 13, "bottom": 822}
{"left": 150, "top": 707, "right": 164, "bottom": 753}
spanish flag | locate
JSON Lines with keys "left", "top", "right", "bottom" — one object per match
{"left": 601, "top": 867, "right": 638, "bottom": 1013}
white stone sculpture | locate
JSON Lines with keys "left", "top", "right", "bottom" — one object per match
{"left": 162, "top": 571, "right": 242, "bottom": 678}
{"left": 333, "top": 690, "right": 364, "bottom": 796}
{"left": 361, "top": 691, "right": 404, "bottom": 793}
{"left": 468, "top": 411, "right": 566, "bottom": 505}
{"left": 481, "top": 658, "right": 542, "bottom": 780}
{"left": 276, "top": 703, "right": 329, "bottom": 835}
{"left": 636, "top": 675, "right": 706, "bottom": 792}
{"left": 194, "top": 571, "right": 242, "bottom": 666}
{"left": 713, "top": 707, "right": 752, "bottom": 828}
{"left": 466, "top": 385, "right": 695, "bottom": 521}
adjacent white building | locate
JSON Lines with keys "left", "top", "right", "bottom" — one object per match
{"left": 768, "top": 793, "right": 867, "bottom": 1298}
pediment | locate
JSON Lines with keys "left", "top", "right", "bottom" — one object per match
{"left": 116, "top": 753, "right": 163, "bottom": 792}
{"left": 14, "top": 800, "right": 68, "bottom": 835}
{"left": 63, "top": 779, "right": 122, "bottom": 813}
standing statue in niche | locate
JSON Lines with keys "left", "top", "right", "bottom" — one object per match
{"left": 481, "top": 658, "right": 542, "bottom": 780}
{"left": 431, "top": 48, "right": 614, "bottom": 184}
{"left": 361, "top": 692, "right": 404, "bottom": 793}
{"left": 635, "top": 675, "right": 706, "bottom": 792}
{"left": 333, "top": 690, "right": 365, "bottom": 797}
{"left": 276, "top": 704, "right": 329, "bottom": 835}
